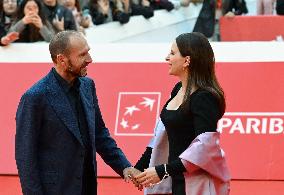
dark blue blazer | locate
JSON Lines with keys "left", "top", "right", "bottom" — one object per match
{"left": 15, "top": 69, "right": 131, "bottom": 195}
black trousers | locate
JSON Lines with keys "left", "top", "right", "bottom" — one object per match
{"left": 82, "top": 148, "right": 97, "bottom": 195}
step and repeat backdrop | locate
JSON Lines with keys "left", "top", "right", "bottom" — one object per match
{"left": 0, "top": 43, "right": 283, "bottom": 181}
{"left": 220, "top": 15, "right": 284, "bottom": 41}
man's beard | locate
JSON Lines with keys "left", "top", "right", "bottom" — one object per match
{"left": 67, "top": 60, "right": 87, "bottom": 77}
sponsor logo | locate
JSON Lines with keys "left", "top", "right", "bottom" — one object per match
{"left": 115, "top": 92, "right": 161, "bottom": 136}
{"left": 218, "top": 112, "right": 284, "bottom": 134}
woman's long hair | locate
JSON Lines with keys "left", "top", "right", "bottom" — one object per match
{"left": 0, "top": 0, "right": 5, "bottom": 24}
{"left": 16, "top": 0, "right": 47, "bottom": 24}
{"left": 176, "top": 32, "right": 226, "bottom": 116}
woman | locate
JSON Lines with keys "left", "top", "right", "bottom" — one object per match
{"left": 8, "top": 0, "right": 55, "bottom": 42}
{"left": 257, "top": 0, "right": 275, "bottom": 15}
{"left": 133, "top": 32, "right": 230, "bottom": 195}
{"left": 0, "top": 0, "right": 19, "bottom": 45}
{"left": 85, "top": 0, "right": 129, "bottom": 25}
{"left": 61, "top": 0, "right": 91, "bottom": 31}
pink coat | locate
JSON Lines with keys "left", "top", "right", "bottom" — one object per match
{"left": 145, "top": 119, "right": 231, "bottom": 195}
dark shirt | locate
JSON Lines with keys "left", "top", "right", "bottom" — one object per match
{"left": 52, "top": 68, "right": 96, "bottom": 194}
{"left": 52, "top": 68, "right": 90, "bottom": 147}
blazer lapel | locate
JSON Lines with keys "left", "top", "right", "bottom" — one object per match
{"left": 79, "top": 79, "right": 96, "bottom": 140}
{"left": 45, "top": 70, "right": 84, "bottom": 146}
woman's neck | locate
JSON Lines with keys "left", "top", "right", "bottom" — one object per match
{"left": 180, "top": 75, "right": 196, "bottom": 95}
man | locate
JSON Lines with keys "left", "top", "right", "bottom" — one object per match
{"left": 15, "top": 31, "right": 135, "bottom": 195}
{"left": 43, "top": 0, "right": 77, "bottom": 31}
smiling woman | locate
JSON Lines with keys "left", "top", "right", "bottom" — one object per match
{"left": 130, "top": 32, "right": 230, "bottom": 195}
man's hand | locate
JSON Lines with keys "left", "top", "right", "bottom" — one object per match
{"left": 123, "top": 167, "right": 143, "bottom": 190}
{"left": 123, "top": 167, "right": 139, "bottom": 182}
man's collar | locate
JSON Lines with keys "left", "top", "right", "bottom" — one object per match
{"left": 52, "top": 68, "right": 81, "bottom": 93}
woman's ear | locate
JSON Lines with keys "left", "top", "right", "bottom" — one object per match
{"left": 185, "top": 56, "right": 190, "bottom": 66}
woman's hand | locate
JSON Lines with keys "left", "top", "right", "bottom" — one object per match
{"left": 53, "top": 15, "right": 65, "bottom": 31}
{"left": 1, "top": 32, "right": 19, "bottom": 45}
{"left": 134, "top": 167, "right": 161, "bottom": 188}
{"left": 98, "top": 0, "right": 110, "bottom": 15}
{"left": 32, "top": 14, "right": 43, "bottom": 29}
{"left": 22, "top": 14, "right": 34, "bottom": 25}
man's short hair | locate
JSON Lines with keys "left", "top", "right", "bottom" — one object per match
{"left": 49, "top": 31, "right": 83, "bottom": 63}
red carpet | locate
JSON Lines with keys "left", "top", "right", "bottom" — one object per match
{"left": 0, "top": 176, "right": 284, "bottom": 195}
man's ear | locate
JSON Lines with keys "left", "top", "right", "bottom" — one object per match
{"left": 56, "top": 54, "right": 66, "bottom": 66}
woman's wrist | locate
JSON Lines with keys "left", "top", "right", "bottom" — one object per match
{"left": 155, "top": 164, "right": 169, "bottom": 180}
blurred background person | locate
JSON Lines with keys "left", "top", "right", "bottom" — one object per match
{"left": 276, "top": 0, "right": 284, "bottom": 14}
{"left": 0, "top": 0, "right": 19, "bottom": 45}
{"left": 8, "top": 0, "right": 55, "bottom": 42}
{"left": 222, "top": 0, "right": 248, "bottom": 17}
{"left": 114, "top": 0, "right": 131, "bottom": 22}
{"left": 193, "top": 0, "right": 248, "bottom": 41}
{"left": 215, "top": 0, "right": 248, "bottom": 41}
{"left": 192, "top": 0, "right": 215, "bottom": 38}
{"left": 85, "top": 0, "right": 130, "bottom": 25}
{"left": 60, "top": 0, "right": 92, "bottom": 33}
{"left": 257, "top": 0, "right": 275, "bottom": 15}
{"left": 43, "top": 0, "right": 77, "bottom": 32}
{"left": 149, "top": 0, "right": 174, "bottom": 12}
{"left": 130, "top": 0, "right": 154, "bottom": 19}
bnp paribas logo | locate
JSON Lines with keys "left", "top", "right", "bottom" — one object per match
{"left": 217, "top": 112, "right": 284, "bottom": 134}
{"left": 114, "top": 92, "right": 161, "bottom": 136}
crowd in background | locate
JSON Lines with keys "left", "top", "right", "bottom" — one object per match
{"left": 1, "top": 0, "right": 284, "bottom": 45}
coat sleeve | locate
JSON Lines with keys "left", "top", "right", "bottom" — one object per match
{"left": 91, "top": 80, "right": 131, "bottom": 177}
{"left": 15, "top": 93, "right": 43, "bottom": 195}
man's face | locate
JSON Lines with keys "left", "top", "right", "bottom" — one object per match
{"left": 63, "top": 36, "right": 93, "bottom": 78}
{"left": 43, "top": 0, "right": 56, "bottom": 6}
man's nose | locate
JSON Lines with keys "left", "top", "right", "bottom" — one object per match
{"left": 87, "top": 54, "right": 93, "bottom": 64}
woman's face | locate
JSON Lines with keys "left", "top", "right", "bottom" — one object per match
{"left": 43, "top": 0, "right": 56, "bottom": 6}
{"left": 98, "top": 0, "right": 109, "bottom": 6}
{"left": 63, "top": 0, "right": 75, "bottom": 9}
{"left": 3, "top": 0, "right": 17, "bottom": 15}
{"left": 165, "top": 41, "right": 188, "bottom": 76}
{"left": 24, "top": 0, "right": 39, "bottom": 15}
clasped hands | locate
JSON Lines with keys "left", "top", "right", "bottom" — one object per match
{"left": 123, "top": 167, "right": 161, "bottom": 190}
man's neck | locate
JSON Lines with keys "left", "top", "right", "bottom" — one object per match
{"left": 54, "top": 66, "right": 76, "bottom": 85}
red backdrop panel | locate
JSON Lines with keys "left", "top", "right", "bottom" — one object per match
{"left": 0, "top": 62, "right": 283, "bottom": 180}
{"left": 220, "top": 16, "right": 284, "bottom": 41}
